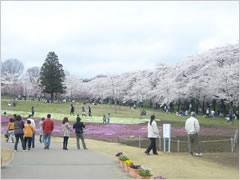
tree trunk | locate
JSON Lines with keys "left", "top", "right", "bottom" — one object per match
{"left": 51, "top": 92, "right": 54, "bottom": 103}
{"left": 149, "top": 100, "right": 152, "bottom": 108}
{"left": 221, "top": 100, "right": 226, "bottom": 116}
{"left": 202, "top": 97, "right": 205, "bottom": 114}
{"left": 212, "top": 99, "right": 216, "bottom": 111}
{"left": 196, "top": 103, "right": 199, "bottom": 114}
{"left": 177, "top": 99, "right": 180, "bottom": 112}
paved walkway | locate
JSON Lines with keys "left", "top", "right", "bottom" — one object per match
{"left": 1, "top": 140, "right": 131, "bottom": 179}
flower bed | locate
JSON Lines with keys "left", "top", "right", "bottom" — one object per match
{"left": 1, "top": 115, "right": 236, "bottom": 140}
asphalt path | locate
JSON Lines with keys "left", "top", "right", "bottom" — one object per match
{"left": 1, "top": 140, "right": 131, "bottom": 179}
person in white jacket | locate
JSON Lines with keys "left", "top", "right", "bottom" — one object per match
{"left": 144, "top": 115, "right": 159, "bottom": 155}
{"left": 185, "top": 112, "right": 202, "bottom": 156}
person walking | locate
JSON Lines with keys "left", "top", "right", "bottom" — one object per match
{"left": 70, "top": 104, "right": 74, "bottom": 116}
{"left": 6, "top": 118, "right": 15, "bottom": 143}
{"left": 88, "top": 106, "right": 92, "bottom": 116}
{"left": 27, "top": 114, "right": 36, "bottom": 148}
{"left": 82, "top": 104, "right": 86, "bottom": 116}
{"left": 73, "top": 115, "right": 87, "bottom": 150}
{"left": 103, "top": 115, "right": 106, "bottom": 124}
{"left": 61, "top": 117, "right": 71, "bottom": 150}
{"left": 39, "top": 118, "right": 44, "bottom": 144}
{"left": 144, "top": 115, "right": 159, "bottom": 155}
{"left": 185, "top": 112, "right": 202, "bottom": 156}
{"left": 14, "top": 115, "right": 25, "bottom": 152}
{"left": 32, "top": 106, "right": 35, "bottom": 117}
{"left": 42, "top": 114, "right": 54, "bottom": 150}
{"left": 107, "top": 113, "right": 110, "bottom": 124}
{"left": 24, "top": 120, "right": 35, "bottom": 151}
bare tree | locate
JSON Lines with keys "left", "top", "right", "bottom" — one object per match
{"left": 2, "top": 59, "right": 24, "bottom": 77}
{"left": 1, "top": 59, "right": 24, "bottom": 97}
{"left": 26, "top": 66, "right": 40, "bottom": 83}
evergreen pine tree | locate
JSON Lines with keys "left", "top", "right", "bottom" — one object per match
{"left": 39, "top": 52, "right": 66, "bottom": 102}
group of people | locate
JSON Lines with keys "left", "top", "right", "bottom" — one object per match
{"left": 70, "top": 104, "right": 92, "bottom": 117}
{"left": 145, "top": 112, "right": 202, "bottom": 157}
{"left": 6, "top": 114, "right": 36, "bottom": 151}
{"left": 6, "top": 113, "right": 88, "bottom": 151}
{"left": 103, "top": 113, "right": 110, "bottom": 124}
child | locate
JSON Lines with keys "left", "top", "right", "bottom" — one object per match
{"left": 39, "top": 118, "right": 44, "bottom": 144}
{"left": 103, "top": 115, "right": 106, "bottom": 124}
{"left": 24, "top": 120, "right": 35, "bottom": 151}
{"left": 106, "top": 113, "right": 110, "bottom": 124}
{"left": 7, "top": 118, "right": 15, "bottom": 143}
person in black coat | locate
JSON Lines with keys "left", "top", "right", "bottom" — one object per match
{"left": 73, "top": 115, "right": 87, "bottom": 149}
{"left": 70, "top": 104, "right": 74, "bottom": 116}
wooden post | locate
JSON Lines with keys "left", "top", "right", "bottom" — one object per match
{"left": 139, "top": 135, "right": 141, "bottom": 148}
{"left": 231, "top": 137, "right": 234, "bottom": 152}
{"left": 177, "top": 139, "right": 180, "bottom": 152}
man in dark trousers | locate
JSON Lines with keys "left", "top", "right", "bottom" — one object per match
{"left": 70, "top": 104, "right": 75, "bottom": 116}
{"left": 42, "top": 114, "right": 54, "bottom": 150}
{"left": 73, "top": 115, "right": 87, "bottom": 150}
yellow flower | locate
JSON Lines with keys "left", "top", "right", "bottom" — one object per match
{"left": 124, "top": 160, "right": 133, "bottom": 165}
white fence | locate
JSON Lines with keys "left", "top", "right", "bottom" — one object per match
{"left": 118, "top": 131, "right": 239, "bottom": 152}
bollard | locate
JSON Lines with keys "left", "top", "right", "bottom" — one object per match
{"left": 231, "top": 137, "right": 234, "bottom": 152}
{"left": 159, "top": 136, "right": 161, "bottom": 151}
{"left": 139, "top": 135, "right": 141, "bottom": 148}
{"left": 178, "top": 139, "right": 180, "bottom": 152}
{"left": 163, "top": 138, "right": 166, "bottom": 152}
{"left": 168, "top": 138, "right": 171, "bottom": 153}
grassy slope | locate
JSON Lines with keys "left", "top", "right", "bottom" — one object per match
{"left": 1, "top": 97, "right": 238, "bottom": 128}
{"left": 51, "top": 136, "right": 238, "bottom": 179}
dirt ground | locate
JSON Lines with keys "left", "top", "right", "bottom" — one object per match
{"left": 50, "top": 136, "right": 239, "bottom": 179}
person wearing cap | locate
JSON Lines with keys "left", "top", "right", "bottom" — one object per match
{"left": 185, "top": 112, "right": 202, "bottom": 156}
{"left": 73, "top": 115, "right": 87, "bottom": 150}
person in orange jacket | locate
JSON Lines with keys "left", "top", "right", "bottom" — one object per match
{"left": 24, "top": 120, "right": 35, "bottom": 151}
{"left": 7, "top": 118, "right": 15, "bottom": 143}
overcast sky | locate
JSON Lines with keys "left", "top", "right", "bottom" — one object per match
{"left": 1, "top": 1, "right": 239, "bottom": 79}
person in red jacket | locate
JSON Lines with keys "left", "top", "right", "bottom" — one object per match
{"left": 42, "top": 114, "right": 54, "bottom": 149}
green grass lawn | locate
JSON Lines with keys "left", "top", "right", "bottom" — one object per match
{"left": 1, "top": 97, "right": 238, "bottom": 128}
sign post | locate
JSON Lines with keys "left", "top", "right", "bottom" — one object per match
{"left": 163, "top": 124, "right": 171, "bottom": 153}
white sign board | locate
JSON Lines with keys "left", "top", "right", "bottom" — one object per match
{"left": 163, "top": 124, "right": 171, "bottom": 138}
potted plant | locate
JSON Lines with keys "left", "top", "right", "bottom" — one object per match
{"left": 136, "top": 167, "right": 153, "bottom": 179}
{"left": 128, "top": 164, "right": 141, "bottom": 178}
{"left": 119, "top": 154, "right": 129, "bottom": 168}
{"left": 115, "top": 152, "right": 123, "bottom": 162}
{"left": 123, "top": 160, "right": 133, "bottom": 172}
